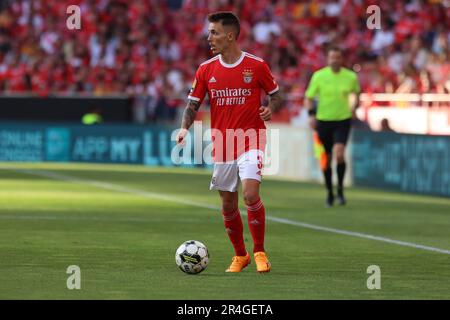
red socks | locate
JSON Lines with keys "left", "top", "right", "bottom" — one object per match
{"left": 222, "top": 198, "right": 266, "bottom": 256}
{"left": 246, "top": 198, "right": 265, "bottom": 253}
{"left": 222, "top": 208, "right": 247, "bottom": 256}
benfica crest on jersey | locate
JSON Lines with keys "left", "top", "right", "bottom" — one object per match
{"left": 242, "top": 69, "right": 253, "bottom": 83}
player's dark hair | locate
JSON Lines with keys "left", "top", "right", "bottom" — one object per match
{"left": 327, "top": 46, "right": 343, "bottom": 54}
{"left": 207, "top": 11, "right": 240, "bottom": 39}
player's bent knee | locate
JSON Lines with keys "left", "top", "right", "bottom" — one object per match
{"left": 334, "top": 146, "right": 346, "bottom": 163}
{"left": 336, "top": 152, "right": 346, "bottom": 163}
{"left": 243, "top": 192, "right": 260, "bottom": 206}
{"left": 220, "top": 197, "right": 238, "bottom": 213}
{"left": 222, "top": 203, "right": 238, "bottom": 213}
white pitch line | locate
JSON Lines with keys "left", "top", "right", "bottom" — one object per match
{"left": 266, "top": 216, "right": 450, "bottom": 255}
{"left": 0, "top": 214, "right": 199, "bottom": 223}
{"left": 4, "top": 168, "right": 450, "bottom": 256}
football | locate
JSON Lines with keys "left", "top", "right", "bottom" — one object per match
{"left": 175, "top": 240, "right": 209, "bottom": 274}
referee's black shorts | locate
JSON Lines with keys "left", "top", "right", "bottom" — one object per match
{"left": 316, "top": 118, "right": 352, "bottom": 154}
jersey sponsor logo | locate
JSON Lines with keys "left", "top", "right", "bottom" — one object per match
{"left": 242, "top": 69, "right": 253, "bottom": 84}
{"left": 211, "top": 88, "right": 253, "bottom": 106}
{"left": 210, "top": 88, "right": 252, "bottom": 99}
{"left": 209, "top": 76, "right": 217, "bottom": 83}
{"left": 210, "top": 87, "right": 252, "bottom": 106}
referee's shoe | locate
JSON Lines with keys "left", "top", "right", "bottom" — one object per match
{"left": 337, "top": 188, "right": 346, "bottom": 205}
{"left": 326, "top": 192, "right": 335, "bottom": 208}
{"left": 326, "top": 190, "right": 346, "bottom": 207}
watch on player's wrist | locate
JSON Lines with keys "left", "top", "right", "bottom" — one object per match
{"left": 308, "top": 109, "right": 316, "bottom": 116}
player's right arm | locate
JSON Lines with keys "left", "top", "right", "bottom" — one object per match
{"left": 176, "top": 100, "right": 200, "bottom": 145}
{"left": 304, "top": 98, "right": 316, "bottom": 129}
{"left": 176, "top": 67, "right": 207, "bottom": 145}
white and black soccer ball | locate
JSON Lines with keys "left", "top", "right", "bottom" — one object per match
{"left": 175, "top": 240, "right": 209, "bottom": 274}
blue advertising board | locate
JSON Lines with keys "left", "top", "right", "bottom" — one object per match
{"left": 0, "top": 122, "right": 210, "bottom": 168}
{"left": 352, "top": 130, "right": 450, "bottom": 197}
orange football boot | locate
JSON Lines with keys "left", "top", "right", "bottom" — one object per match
{"left": 254, "top": 252, "right": 271, "bottom": 273}
{"left": 225, "top": 252, "right": 251, "bottom": 273}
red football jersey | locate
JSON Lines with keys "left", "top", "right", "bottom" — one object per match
{"left": 188, "top": 51, "right": 279, "bottom": 162}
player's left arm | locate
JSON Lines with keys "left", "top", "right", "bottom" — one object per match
{"left": 260, "top": 90, "right": 283, "bottom": 121}
{"left": 259, "top": 62, "right": 283, "bottom": 121}
{"left": 352, "top": 92, "right": 360, "bottom": 119}
{"left": 351, "top": 73, "right": 361, "bottom": 119}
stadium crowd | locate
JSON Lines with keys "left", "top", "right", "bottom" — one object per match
{"left": 0, "top": 0, "right": 449, "bottom": 121}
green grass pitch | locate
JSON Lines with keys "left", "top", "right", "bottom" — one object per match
{"left": 0, "top": 162, "right": 449, "bottom": 299}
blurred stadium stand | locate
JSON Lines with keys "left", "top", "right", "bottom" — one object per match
{"left": 0, "top": 0, "right": 449, "bottom": 130}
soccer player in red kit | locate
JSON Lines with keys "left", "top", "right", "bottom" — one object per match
{"left": 176, "top": 12, "right": 282, "bottom": 273}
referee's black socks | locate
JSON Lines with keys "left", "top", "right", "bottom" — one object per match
{"left": 337, "top": 162, "right": 346, "bottom": 195}
{"left": 323, "top": 167, "right": 333, "bottom": 194}
{"left": 323, "top": 162, "right": 346, "bottom": 206}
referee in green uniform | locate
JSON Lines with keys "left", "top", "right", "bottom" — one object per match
{"left": 305, "top": 46, "right": 360, "bottom": 207}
